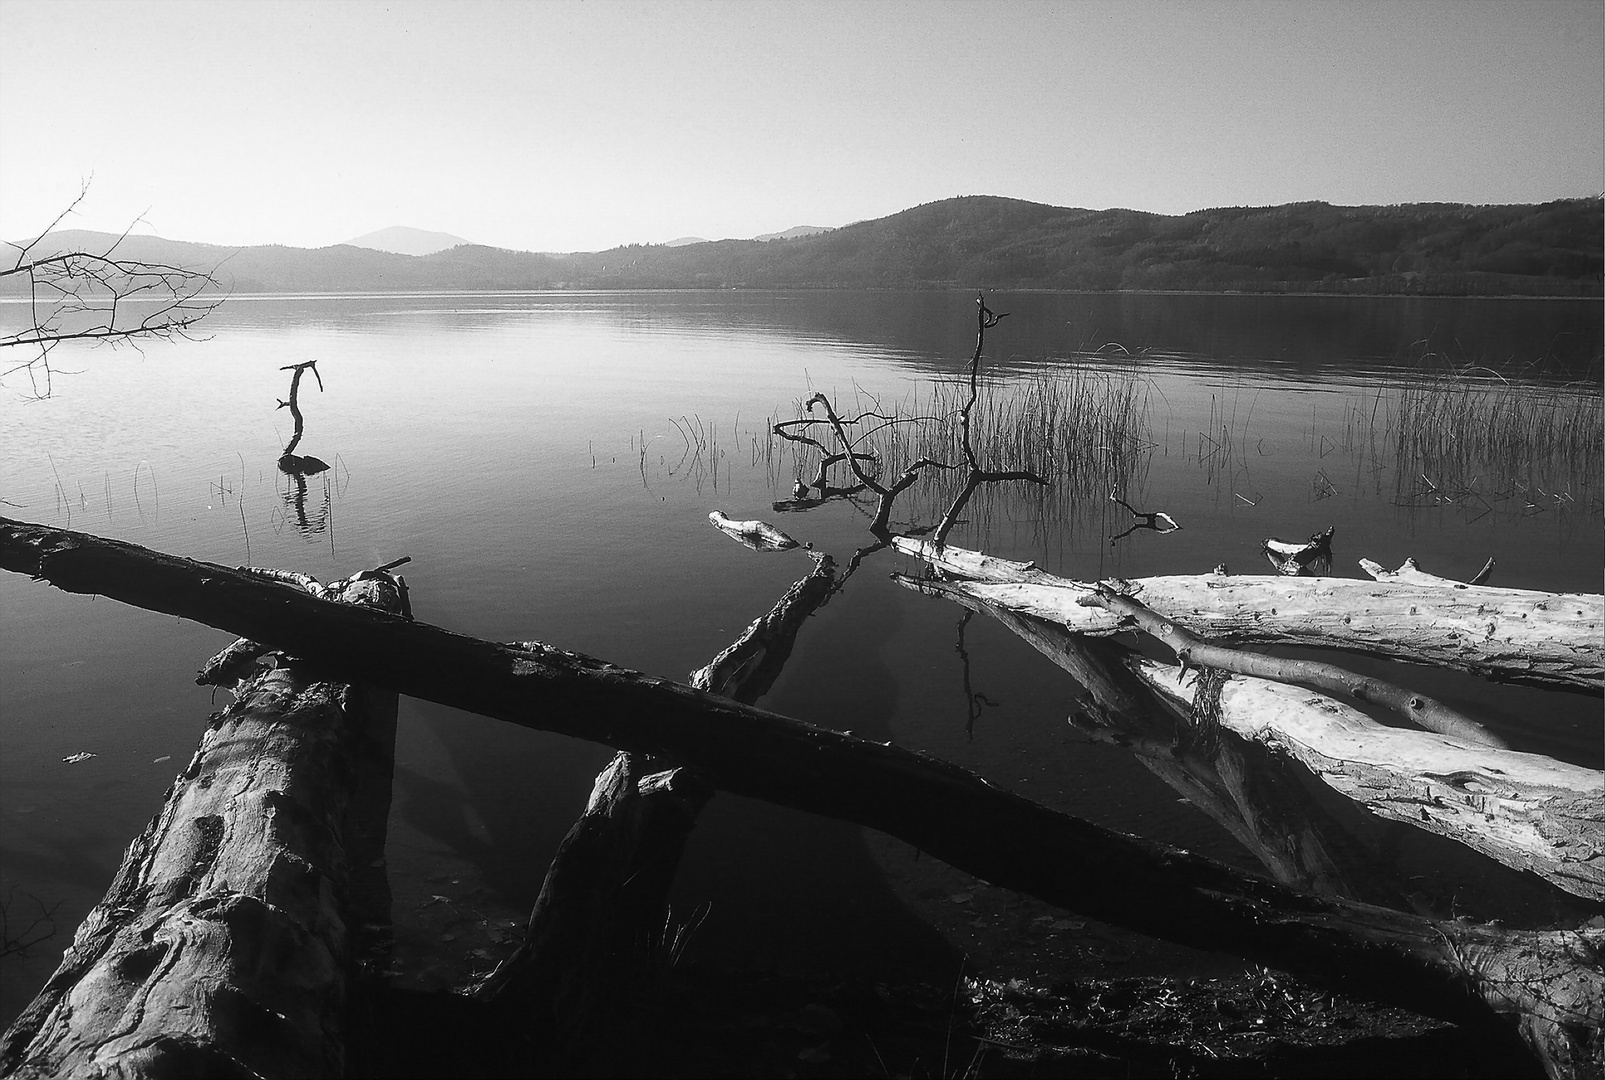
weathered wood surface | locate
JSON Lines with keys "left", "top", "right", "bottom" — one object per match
{"left": 1361, "top": 554, "right": 1496, "bottom": 588}
{"left": 893, "top": 550, "right": 1604, "bottom": 901}
{"left": 2, "top": 518, "right": 1601, "bottom": 1076}
{"left": 691, "top": 549, "right": 836, "bottom": 701}
{"left": 1078, "top": 581, "right": 1506, "bottom": 746}
{"left": 0, "top": 571, "right": 403, "bottom": 1080}
{"left": 707, "top": 510, "right": 799, "bottom": 551}
{"left": 1263, "top": 526, "right": 1334, "bottom": 575}
{"left": 893, "top": 538, "right": 1604, "bottom": 692}
{"left": 1134, "top": 661, "right": 1605, "bottom": 903}
{"left": 897, "top": 573, "right": 1425, "bottom": 908}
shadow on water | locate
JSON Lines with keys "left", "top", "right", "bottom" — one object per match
{"left": 669, "top": 567, "right": 964, "bottom": 981}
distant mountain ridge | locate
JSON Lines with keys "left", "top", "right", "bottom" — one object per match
{"left": 6, "top": 196, "right": 1599, "bottom": 297}
{"left": 754, "top": 225, "right": 832, "bottom": 242}
{"left": 343, "top": 225, "right": 473, "bottom": 256}
{"left": 664, "top": 225, "right": 833, "bottom": 246}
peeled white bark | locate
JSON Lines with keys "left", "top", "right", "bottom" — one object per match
{"left": 893, "top": 539, "right": 1603, "bottom": 692}
{"left": 1134, "top": 661, "right": 1605, "bottom": 903}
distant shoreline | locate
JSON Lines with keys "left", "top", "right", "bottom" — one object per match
{"left": 4, "top": 286, "right": 1597, "bottom": 303}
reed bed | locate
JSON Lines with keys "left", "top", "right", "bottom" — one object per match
{"left": 1344, "top": 354, "right": 1602, "bottom": 522}
{"left": 770, "top": 359, "right": 1154, "bottom": 546}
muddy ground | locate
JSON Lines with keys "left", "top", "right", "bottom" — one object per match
{"left": 354, "top": 858, "right": 1562, "bottom": 1079}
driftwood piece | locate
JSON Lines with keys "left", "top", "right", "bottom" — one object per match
{"left": 707, "top": 509, "right": 799, "bottom": 551}
{"left": 893, "top": 546, "right": 1605, "bottom": 897}
{"left": 1133, "top": 661, "right": 1605, "bottom": 903}
{"left": 1361, "top": 554, "right": 1497, "bottom": 588}
{"left": 1263, "top": 526, "right": 1334, "bottom": 575}
{"left": 893, "top": 539, "right": 1604, "bottom": 692}
{"left": 690, "top": 549, "right": 836, "bottom": 701}
{"left": 1077, "top": 580, "right": 1508, "bottom": 747}
{"left": 895, "top": 572, "right": 1423, "bottom": 909}
{"left": 1, "top": 518, "right": 1601, "bottom": 1076}
{"left": 0, "top": 570, "right": 403, "bottom": 1080}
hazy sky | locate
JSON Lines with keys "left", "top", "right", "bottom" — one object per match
{"left": 2, "top": 0, "right": 1600, "bottom": 253}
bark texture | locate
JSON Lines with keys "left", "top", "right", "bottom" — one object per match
{"left": 893, "top": 538, "right": 1603, "bottom": 692}
{"left": 893, "top": 545, "right": 1604, "bottom": 901}
{"left": 0, "top": 571, "right": 403, "bottom": 1079}
{"left": 1136, "top": 662, "right": 1605, "bottom": 903}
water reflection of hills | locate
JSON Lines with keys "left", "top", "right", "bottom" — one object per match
{"left": 201, "top": 291, "right": 1602, "bottom": 385}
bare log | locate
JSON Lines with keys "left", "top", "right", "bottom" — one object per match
{"left": 1361, "top": 554, "right": 1497, "bottom": 588}
{"left": 1133, "top": 661, "right": 1605, "bottom": 903}
{"left": 897, "top": 572, "right": 1421, "bottom": 908}
{"left": 707, "top": 509, "right": 799, "bottom": 551}
{"left": 893, "top": 546, "right": 1605, "bottom": 897}
{"left": 893, "top": 538, "right": 1603, "bottom": 692}
{"left": 0, "top": 570, "right": 403, "bottom": 1079}
{"left": 1, "top": 518, "right": 1600, "bottom": 1076}
{"left": 690, "top": 549, "right": 836, "bottom": 701}
{"left": 1077, "top": 580, "right": 1508, "bottom": 747}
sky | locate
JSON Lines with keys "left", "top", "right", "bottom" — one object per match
{"left": 1, "top": 0, "right": 1600, "bottom": 253}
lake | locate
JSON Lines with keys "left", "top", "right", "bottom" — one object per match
{"left": 1, "top": 289, "right": 1600, "bottom": 1025}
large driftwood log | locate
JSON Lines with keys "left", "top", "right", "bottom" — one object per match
{"left": 0, "top": 570, "right": 403, "bottom": 1080}
{"left": 893, "top": 538, "right": 1603, "bottom": 692}
{"left": 1, "top": 519, "right": 1601, "bottom": 1077}
{"left": 892, "top": 549, "right": 1605, "bottom": 902}
{"left": 896, "top": 573, "right": 1424, "bottom": 909}
{"left": 1078, "top": 579, "right": 1507, "bottom": 746}
{"left": 1133, "top": 661, "right": 1605, "bottom": 902}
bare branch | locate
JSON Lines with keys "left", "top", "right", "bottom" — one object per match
{"left": 0, "top": 186, "right": 226, "bottom": 398}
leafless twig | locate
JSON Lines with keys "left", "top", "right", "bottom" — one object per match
{"left": 1, "top": 181, "right": 226, "bottom": 398}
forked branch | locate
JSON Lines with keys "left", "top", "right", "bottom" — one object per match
{"left": 1, "top": 183, "right": 225, "bottom": 398}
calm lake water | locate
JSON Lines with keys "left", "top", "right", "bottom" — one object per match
{"left": 1, "top": 290, "right": 1600, "bottom": 1025}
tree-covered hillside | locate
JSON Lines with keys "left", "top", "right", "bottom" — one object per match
{"left": 567, "top": 196, "right": 1602, "bottom": 295}
{"left": 7, "top": 196, "right": 1599, "bottom": 296}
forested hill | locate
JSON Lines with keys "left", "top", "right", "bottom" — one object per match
{"left": 9, "top": 196, "right": 1601, "bottom": 296}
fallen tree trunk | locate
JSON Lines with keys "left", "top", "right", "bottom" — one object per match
{"left": 893, "top": 554, "right": 1605, "bottom": 902}
{"left": 896, "top": 572, "right": 1424, "bottom": 910}
{"left": 1133, "top": 661, "right": 1605, "bottom": 903}
{"left": 1, "top": 518, "right": 1600, "bottom": 1077}
{"left": 893, "top": 538, "right": 1604, "bottom": 692}
{"left": 0, "top": 569, "right": 404, "bottom": 1080}
{"left": 472, "top": 551, "right": 837, "bottom": 1062}
{"left": 1078, "top": 579, "right": 1506, "bottom": 746}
